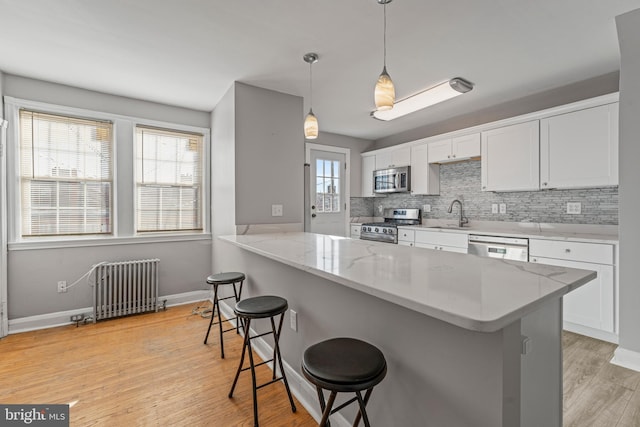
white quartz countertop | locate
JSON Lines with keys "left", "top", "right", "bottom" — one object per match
{"left": 220, "top": 232, "right": 596, "bottom": 333}
{"left": 397, "top": 220, "right": 618, "bottom": 244}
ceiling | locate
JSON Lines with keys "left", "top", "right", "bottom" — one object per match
{"left": 1, "top": 0, "right": 638, "bottom": 141}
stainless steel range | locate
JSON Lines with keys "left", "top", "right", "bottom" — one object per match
{"left": 360, "top": 208, "right": 421, "bottom": 244}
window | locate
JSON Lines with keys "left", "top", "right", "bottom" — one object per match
{"left": 315, "top": 158, "right": 341, "bottom": 213}
{"left": 136, "top": 126, "right": 203, "bottom": 232}
{"left": 19, "top": 110, "right": 113, "bottom": 237}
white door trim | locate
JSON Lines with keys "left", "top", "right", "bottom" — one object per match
{"left": 305, "top": 143, "right": 350, "bottom": 237}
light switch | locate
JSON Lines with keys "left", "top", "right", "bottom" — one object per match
{"left": 272, "top": 204, "right": 283, "bottom": 217}
{"left": 423, "top": 204, "right": 431, "bottom": 213}
{"left": 491, "top": 204, "right": 498, "bottom": 214}
{"left": 499, "top": 203, "right": 506, "bottom": 214}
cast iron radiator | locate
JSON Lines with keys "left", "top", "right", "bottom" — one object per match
{"left": 93, "top": 259, "right": 160, "bottom": 322}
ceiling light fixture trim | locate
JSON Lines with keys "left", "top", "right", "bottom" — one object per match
{"left": 303, "top": 52, "right": 319, "bottom": 140}
{"left": 371, "top": 77, "right": 474, "bottom": 121}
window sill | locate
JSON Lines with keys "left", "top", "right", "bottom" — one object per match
{"left": 8, "top": 233, "right": 212, "bottom": 251}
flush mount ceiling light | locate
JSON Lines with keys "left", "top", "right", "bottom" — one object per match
{"left": 371, "top": 77, "right": 474, "bottom": 121}
{"left": 303, "top": 52, "right": 319, "bottom": 140}
{"left": 374, "top": 0, "right": 395, "bottom": 111}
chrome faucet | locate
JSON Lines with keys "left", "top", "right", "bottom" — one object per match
{"left": 447, "top": 199, "right": 468, "bottom": 228}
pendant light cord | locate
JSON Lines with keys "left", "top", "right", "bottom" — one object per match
{"left": 309, "top": 61, "right": 313, "bottom": 109}
{"left": 383, "top": 3, "right": 387, "bottom": 67}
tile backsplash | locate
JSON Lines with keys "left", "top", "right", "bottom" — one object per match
{"left": 351, "top": 160, "right": 618, "bottom": 225}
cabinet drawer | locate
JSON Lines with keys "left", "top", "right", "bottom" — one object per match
{"left": 398, "top": 240, "right": 414, "bottom": 247}
{"left": 397, "top": 228, "right": 415, "bottom": 242}
{"left": 529, "top": 239, "right": 613, "bottom": 265}
{"left": 415, "top": 230, "right": 468, "bottom": 248}
{"left": 415, "top": 242, "right": 468, "bottom": 253}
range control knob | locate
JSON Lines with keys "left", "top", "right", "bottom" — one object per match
{"left": 374, "top": 228, "right": 379, "bottom": 232}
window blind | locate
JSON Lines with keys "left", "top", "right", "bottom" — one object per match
{"left": 19, "top": 110, "right": 113, "bottom": 237}
{"left": 136, "top": 126, "right": 203, "bottom": 232}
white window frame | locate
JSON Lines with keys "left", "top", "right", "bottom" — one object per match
{"left": 4, "top": 96, "right": 211, "bottom": 250}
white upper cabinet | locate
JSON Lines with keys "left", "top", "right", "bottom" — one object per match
{"left": 375, "top": 145, "right": 411, "bottom": 169}
{"left": 361, "top": 154, "right": 376, "bottom": 197}
{"left": 481, "top": 121, "right": 540, "bottom": 192}
{"left": 410, "top": 143, "right": 439, "bottom": 195}
{"left": 428, "top": 133, "right": 480, "bottom": 164}
{"left": 540, "top": 103, "right": 619, "bottom": 189}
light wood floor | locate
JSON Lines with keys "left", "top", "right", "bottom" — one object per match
{"left": 563, "top": 331, "right": 640, "bottom": 426}
{"left": 2, "top": 304, "right": 640, "bottom": 426}
{"left": 0, "top": 303, "right": 316, "bottom": 426}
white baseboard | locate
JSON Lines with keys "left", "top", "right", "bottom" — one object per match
{"left": 563, "top": 321, "right": 619, "bottom": 344}
{"left": 611, "top": 347, "right": 640, "bottom": 373}
{"left": 8, "top": 289, "right": 210, "bottom": 335}
{"left": 218, "top": 301, "right": 351, "bottom": 427}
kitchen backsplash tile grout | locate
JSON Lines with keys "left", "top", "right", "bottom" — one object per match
{"left": 351, "top": 160, "right": 618, "bottom": 225}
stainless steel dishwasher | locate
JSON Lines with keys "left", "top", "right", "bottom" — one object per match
{"left": 468, "top": 235, "right": 529, "bottom": 262}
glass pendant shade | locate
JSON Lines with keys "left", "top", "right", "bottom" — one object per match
{"left": 375, "top": 66, "right": 395, "bottom": 111}
{"left": 304, "top": 109, "right": 318, "bottom": 139}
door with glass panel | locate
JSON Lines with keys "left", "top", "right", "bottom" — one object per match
{"left": 309, "top": 149, "right": 346, "bottom": 236}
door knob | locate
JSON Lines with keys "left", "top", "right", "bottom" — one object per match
{"left": 311, "top": 213, "right": 316, "bottom": 218}
{"left": 311, "top": 205, "right": 316, "bottom": 210}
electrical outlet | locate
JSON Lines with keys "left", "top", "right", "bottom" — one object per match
{"left": 422, "top": 204, "right": 431, "bottom": 213}
{"left": 70, "top": 314, "right": 84, "bottom": 322}
{"left": 499, "top": 203, "right": 507, "bottom": 214}
{"left": 290, "top": 309, "right": 297, "bottom": 332}
{"left": 271, "top": 204, "right": 283, "bottom": 217}
{"left": 57, "top": 281, "right": 67, "bottom": 293}
{"left": 491, "top": 204, "right": 498, "bottom": 214}
{"left": 567, "top": 202, "right": 581, "bottom": 214}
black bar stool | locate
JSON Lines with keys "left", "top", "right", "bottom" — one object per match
{"left": 203, "top": 272, "right": 245, "bottom": 358}
{"left": 302, "top": 337, "right": 387, "bottom": 427}
{"left": 228, "top": 295, "right": 296, "bottom": 427}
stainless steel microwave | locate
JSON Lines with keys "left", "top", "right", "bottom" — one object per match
{"left": 373, "top": 166, "right": 411, "bottom": 193}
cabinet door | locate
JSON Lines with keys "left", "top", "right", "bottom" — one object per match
{"left": 481, "top": 121, "right": 540, "bottom": 192}
{"left": 375, "top": 146, "right": 410, "bottom": 169}
{"left": 540, "top": 103, "right": 618, "bottom": 189}
{"left": 452, "top": 133, "right": 480, "bottom": 159}
{"left": 410, "top": 143, "right": 439, "bottom": 195}
{"left": 530, "top": 256, "right": 614, "bottom": 333}
{"left": 427, "top": 138, "right": 452, "bottom": 163}
{"left": 361, "top": 155, "right": 376, "bottom": 197}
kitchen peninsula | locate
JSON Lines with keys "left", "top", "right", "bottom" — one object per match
{"left": 218, "top": 232, "right": 596, "bottom": 427}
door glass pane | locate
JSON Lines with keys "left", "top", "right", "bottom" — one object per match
{"left": 314, "top": 158, "right": 341, "bottom": 213}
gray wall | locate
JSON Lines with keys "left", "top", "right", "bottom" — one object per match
{"left": 356, "top": 161, "right": 618, "bottom": 225}
{"left": 235, "top": 83, "right": 303, "bottom": 226}
{"left": 308, "top": 132, "right": 374, "bottom": 196}
{"left": 373, "top": 72, "right": 620, "bottom": 149}
{"left": 3, "top": 74, "right": 210, "bottom": 128}
{"left": 4, "top": 76, "right": 212, "bottom": 319}
{"left": 616, "top": 9, "right": 640, "bottom": 355}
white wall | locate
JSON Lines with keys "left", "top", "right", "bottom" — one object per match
{"left": 3, "top": 76, "right": 213, "bottom": 319}
{"left": 234, "top": 83, "right": 303, "bottom": 226}
{"left": 616, "top": 9, "right": 640, "bottom": 359}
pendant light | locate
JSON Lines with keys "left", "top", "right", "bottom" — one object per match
{"left": 375, "top": 0, "right": 395, "bottom": 111}
{"left": 303, "top": 52, "right": 319, "bottom": 140}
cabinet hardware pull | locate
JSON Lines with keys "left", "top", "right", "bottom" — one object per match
{"left": 565, "top": 248, "right": 571, "bottom": 253}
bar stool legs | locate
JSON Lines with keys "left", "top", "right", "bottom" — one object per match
{"left": 203, "top": 272, "right": 245, "bottom": 358}
{"left": 228, "top": 296, "right": 296, "bottom": 427}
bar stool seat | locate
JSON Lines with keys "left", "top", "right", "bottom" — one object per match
{"left": 203, "top": 272, "right": 245, "bottom": 358}
{"left": 228, "top": 295, "right": 296, "bottom": 427}
{"left": 302, "top": 338, "right": 387, "bottom": 427}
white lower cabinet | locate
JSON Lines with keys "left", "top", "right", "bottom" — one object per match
{"left": 414, "top": 230, "right": 468, "bottom": 253}
{"left": 530, "top": 239, "right": 616, "bottom": 341}
{"left": 398, "top": 228, "right": 415, "bottom": 246}
{"left": 350, "top": 224, "right": 361, "bottom": 238}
